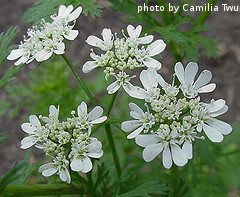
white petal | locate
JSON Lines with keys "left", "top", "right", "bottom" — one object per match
{"left": 102, "top": 28, "right": 113, "bottom": 44}
{"left": 68, "top": 6, "right": 82, "bottom": 22}
{"left": 87, "top": 141, "right": 103, "bottom": 158}
{"left": 138, "top": 35, "right": 154, "bottom": 44}
{"left": 35, "top": 49, "right": 52, "bottom": 61}
{"left": 127, "top": 25, "right": 138, "bottom": 38}
{"left": 14, "top": 55, "right": 28, "bottom": 66}
{"left": 39, "top": 163, "right": 55, "bottom": 172}
{"left": 21, "top": 123, "right": 36, "bottom": 134}
{"left": 7, "top": 49, "right": 23, "bottom": 60}
{"left": 107, "top": 81, "right": 121, "bottom": 94}
{"left": 88, "top": 106, "right": 103, "bottom": 121}
{"left": 65, "top": 30, "right": 79, "bottom": 40}
{"left": 185, "top": 62, "right": 198, "bottom": 85}
{"left": 123, "top": 84, "right": 146, "bottom": 99}
{"left": 135, "top": 134, "right": 160, "bottom": 147}
{"left": 64, "top": 5, "right": 74, "bottom": 17}
{"left": 171, "top": 144, "right": 188, "bottom": 166}
{"left": 182, "top": 141, "right": 193, "bottom": 159}
{"left": 194, "top": 70, "right": 212, "bottom": 89}
{"left": 208, "top": 99, "right": 226, "bottom": 113}
{"left": 20, "top": 136, "right": 36, "bottom": 149}
{"left": 140, "top": 69, "right": 158, "bottom": 90}
{"left": 210, "top": 105, "right": 228, "bottom": 117}
{"left": 157, "top": 75, "right": 168, "bottom": 88}
{"left": 162, "top": 146, "right": 172, "bottom": 169}
{"left": 143, "top": 143, "right": 164, "bottom": 162}
{"left": 58, "top": 5, "right": 67, "bottom": 17}
{"left": 82, "top": 61, "right": 98, "bottom": 73}
{"left": 86, "top": 36, "right": 103, "bottom": 48}
{"left": 199, "top": 83, "right": 216, "bottom": 93}
{"left": 49, "top": 105, "right": 59, "bottom": 118}
{"left": 54, "top": 42, "right": 65, "bottom": 54}
{"left": 29, "top": 115, "right": 41, "bottom": 127}
{"left": 121, "top": 120, "right": 142, "bottom": 132}
{"left": 143, "top": 57, "right": 162, "bottom": 70}
{"left": 42, "top": 167, "right": 58, "bottom": 177}
{"left": 207, "top": 118, "right": 232, "bottom": 135}
{"left": 203, "top": 124, "right": 223, "bottom": 143}
{"left": 127, "top": 125, "right": 144, "bottom": 139}
{"left": 129, "top": 103, "right": 144, "bottom": 119}
{"left": 147, "top": 39, "right": 166, "bottom": 56}
{"left": 81, "top": 157, "right": 93, "bottom": 173}
{"left": 90, "top": 116, "right": 107, "bottom": 124}
{"left": 70, "top": 157, "right": 83, "bottom": 172}
{"left": 59, "top": 168, "right": 71, "bottom": 183}
{"left": 175, "top": 62, "right": 186, "bottom": 85}
{"left": 77, "top": 102, "right": 88, "bottom": 119}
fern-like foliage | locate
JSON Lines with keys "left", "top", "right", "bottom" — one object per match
{"left": 23, "top": 0, "right": 102, "bottom": 24}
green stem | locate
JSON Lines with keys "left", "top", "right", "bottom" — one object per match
{"left": 104, "top": 92, "right": 122, "bottom": 176}
{"left": 61, "top": 54, "right": 96, "bottom": 104}
{"left": 1, "top": 185, "right": 84, "bottom": 196}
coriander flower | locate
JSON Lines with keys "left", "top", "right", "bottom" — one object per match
{"left": 76, "top": 102, "right": 107, "bottom": 134}
{"left": 135, "top": 127, "right": 188, "bottom": 169}
{"left": 126, "top": 24, "right": 153, "bottom": 45}
{"left": 21, "top": 115, "right": 48, "bottom": 149}
{"left": 86, "top": 28, "right": 113, "bottom": 51}
{"left": 122, "top": 63, "right": 232, "bottom": 168}
{"left": 7, "top": 4, "right": 82, "bottom": 65}
{"left": 82, "top": 25, "right": 166, "bottom": 96}
{"left": 175, "top": 62, "right": 216, "bottom": 98}
{"left": 39, "top": 153, "right": 71, "bottom": 183}
{"left": 121, "top": 103, "right": 155, "bottom": 139}
{"left": 195, "top": 99, "right": 232, "bottom": 143}
{"left": 70, "top": 137, "right": 103, "bottom": 172}
{"left": 20, "top": 102, "right": 105, "bottom": 183}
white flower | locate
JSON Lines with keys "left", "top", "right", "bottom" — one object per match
{"left": 175, "top": 62, "right": 216, "bottom": 98}
{"left": 106, "top": 71, "right": 143, "bottom": 97}
{"left": 39, "top": 153, "right": 71, "bottom": 183}
{"left": 126, "top": 24, "right": 153, "bottom": 45}
{"left": 76, "top": 102, "right": 107, "bottom": 134}
{"left": 136, "top": 39, "right": 166, "bottom": 70}
{"left": 121, "top": 103, "right": 155, "bottom": 139}
{"left": 21, "top": 115, "right": 48, "bottom": 149}
{"left": 70, "top": 138, "right": 103, "bottom": 173}
{"left": 7, "top": 5, "right": 82, "bottom": 65}
{"left": 41, "top": 105, "right": 59, "bottom": 123}
{"left": 135, "top": 129, "right": 188, "bottom": 169}
{"left": 86, "top": 28, "right": 114, "bottom": 51}
{"left": 55, "top": 5, "right": 82, "bottom": 22}
{"left": 131, "top": 68, "right": 161, "bottom": 101}
{"left": 196, "top": 99, "right": 232, "bottom": 143}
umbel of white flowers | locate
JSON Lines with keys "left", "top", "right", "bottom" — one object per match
{"left": 20, "top": 102, "right": 107, "bottom": 183}
{"left": 121, "top": 62, "right": 232, "bottom": 169}
{"left": 7, "top": 5, "right": 82, "bottom": 65}
{"left": 82, "top": 25, "right": 166, "bottom": 97}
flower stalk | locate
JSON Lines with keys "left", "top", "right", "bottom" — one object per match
{"left": 61, "top": 54, "right": 96, "bottom": 104}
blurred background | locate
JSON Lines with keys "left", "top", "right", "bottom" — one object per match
{"left": 0, "top": 0, "right": 240, "bottom": 196}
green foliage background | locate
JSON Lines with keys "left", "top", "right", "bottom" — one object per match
{"left": 0, "top": 0, "right": 239, "bottom": 196}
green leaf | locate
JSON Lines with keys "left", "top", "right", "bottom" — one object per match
{"left": 0, "top": 151, "right": 35, "bottom": 192}
{"left": 0, "top": 66, "right": 22, "bottom": 89}
{"left": 23, "top": 0, "right": 102, "bottom": 24}
{"left": 118, "top": 181, "right": 169, "bottom": 197}
{"left": 0, "top": 27, "right": 19, "bottom": 66}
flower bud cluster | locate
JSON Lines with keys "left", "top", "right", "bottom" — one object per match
{"left": 20, "top": 102, "right": 107, "bottom": 183}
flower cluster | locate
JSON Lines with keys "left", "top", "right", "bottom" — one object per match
{"left": 7, "top": 5, "right": 82, "bottom": 65}
{"left": 121, "top": 62, "right": 232, "bottom": 169}
{"left": 20, "top": 102, "right": 107, "bottom": 183}
{"left": 82, "top": 25, "right": 166, "bottom": 96}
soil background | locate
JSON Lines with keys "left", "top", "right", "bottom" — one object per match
{"left": 0, "top": 0, "right": 240, "bottom": 180}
